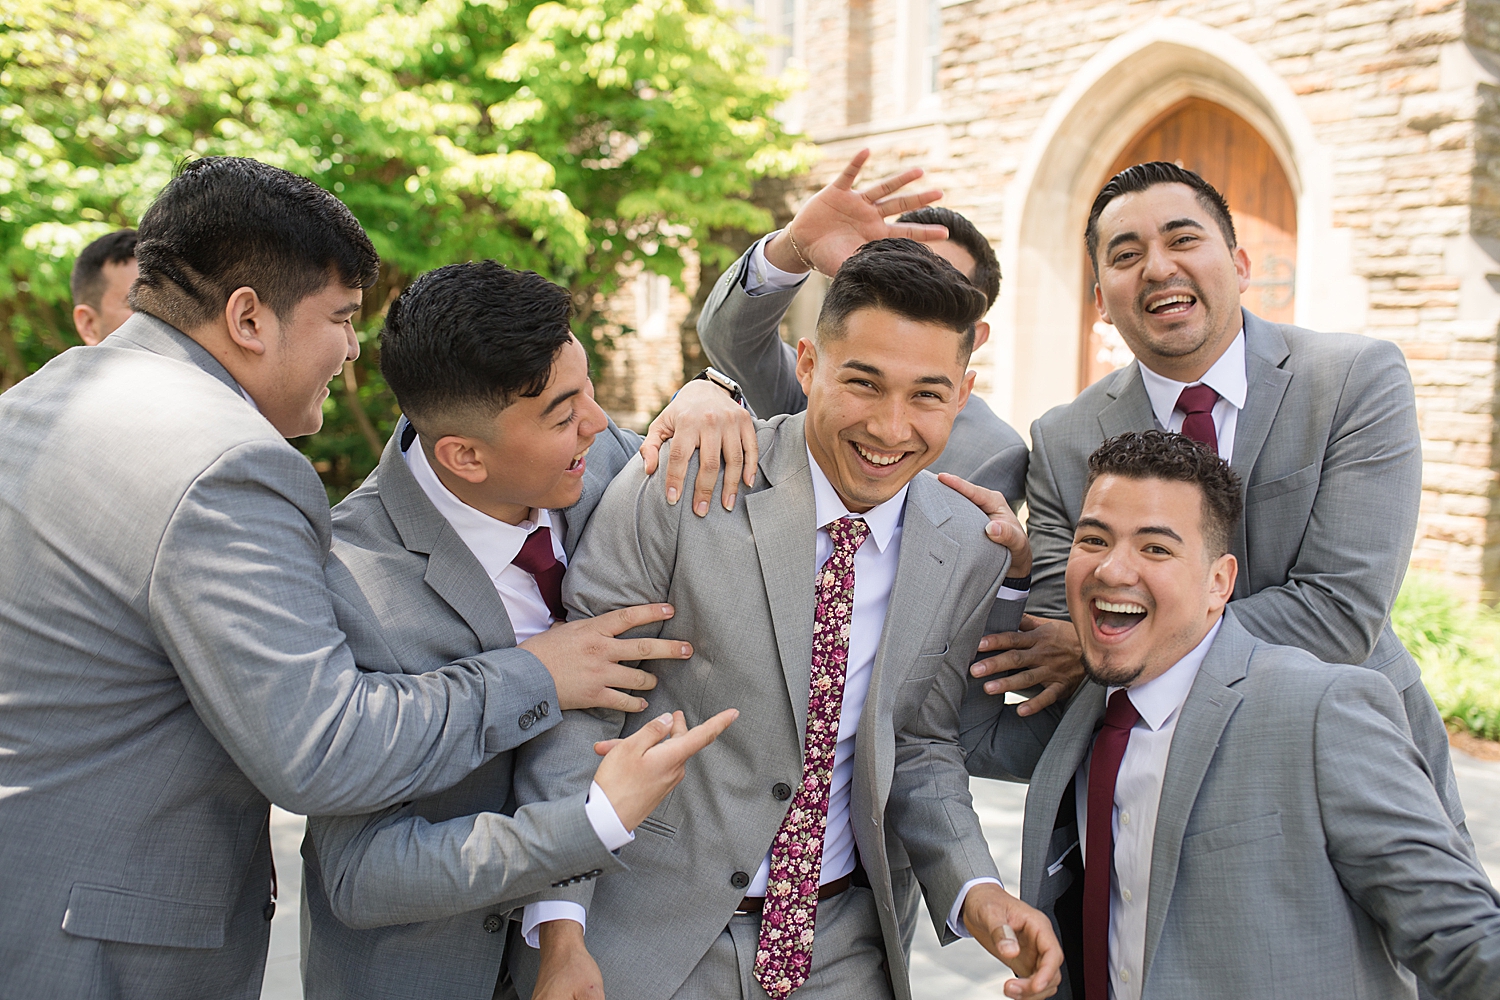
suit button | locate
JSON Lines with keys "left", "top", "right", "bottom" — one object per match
{"left": 519, "top": 711, "right": 535, "bottom": 730}
{"left": 263, "top": 899, "right": 276, "bottom": 921}
{"left": 537, "top": 700, "right": 550, "bottom": 718}
{"left": 730, "top": 871, "right": 750, "bottom": 889}
{"left": 772, "top": 782, "right": 792, "bottom": 801}
{"left": 483, "top": 914, "right": 503, "bottom": 934}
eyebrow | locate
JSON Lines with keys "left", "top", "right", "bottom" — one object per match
{"left": 539, "top": 387, "right": 581, "bottom": 418}
{"left": 334, "top": 301, "right": 362, "bottom": 318}
{"left": 1103, "top": 217, "right": 1209, "bottom": 257}
{"left": 841, "top": 359, "right": 954, "bottom": 389}
{"left": 1076, "top": 517, "right": 1184, "bottom": 543}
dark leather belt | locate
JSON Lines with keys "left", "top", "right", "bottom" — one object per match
{"left": 735, "top": 872, "right": 854, "bottom": 914}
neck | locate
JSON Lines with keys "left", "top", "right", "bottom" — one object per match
{"left": 428, "top": 454, "right": 533, "bottom": 525}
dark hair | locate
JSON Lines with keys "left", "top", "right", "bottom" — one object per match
{"left": 130, "top": 157, "right": 379, "bottom": 329}
{"left": 816, "top": 238, "right": 988, "bottom": 356}
{"left": 1086, "top": 430, "right": 1243, "bottom": 557}
{"left": 1085, "top": 162, "right": 1237, "bottom": 273}
{"left": 896, "top": 206, "right": 1000, "bottom": 309}
{"left": 70, "top": 229, "right": 138, "bottom": 308}
{"left": 380, "top": 260, "right": 575, "bottom": 436}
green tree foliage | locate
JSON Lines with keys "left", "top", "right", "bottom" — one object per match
{"left": 0, "top": 0, "right": 809, "bottom": 495}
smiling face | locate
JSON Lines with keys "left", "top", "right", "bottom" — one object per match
{"left": 248, "top": 280, "right": 363, "bottom": 438}
{"left": 795, "top": 307, "right": 973, "bottom": 512}
{"left": 427, "top": 335, "right": 608, "bottom": 525}
{"left": 1065, "top": 474, "right": 1236, "bottom": 688}
{"left": 1092, "top": 183, "right": 1251, "bottom": 383}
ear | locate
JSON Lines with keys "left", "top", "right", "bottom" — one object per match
{"left": 1233, "top": 246, "right": 1252, "bottom": 294}
{"left": 1207, "top": 552, "right": 1237, "bottom": 612}
{"left": 431, "top": 435, "right": 489, "bottom": 486}
{"left": 73, "top": 304, "right": 102, "bottom": 346}
{"left": 971, "top": 319, "right": 991, "bottom": 352}
{"left": 794, "top": 337, "right": 817, "bottom": 397}
{"left": 1093, "top": 282, "right": 1112, "bottom": 326}
{"left": 224, "top": 286, "right": 274, "bottom": 356}
{"left": 957, "top": 368, "right": 975, "bottom": 409}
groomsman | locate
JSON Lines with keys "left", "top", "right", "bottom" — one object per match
{"left": 1020, "top": 430, "right": 1500, "bottom": 999}
{"left": 973, "top": 162, "right": 1469, "bottom": 839}
{"left": 301, "top": 261, "right": 745, "bottom": 999}
{"left": 523, "top": 239, "right": 1063, "bottom": 1000}
{"left": 0, "top": 158, "right": 662, "bottom": 999}
{"left": 70, "top": 227, "right": 137, "bottom": 344}
{"left": 696, "top": 149, "right": 1029, "bottom": 508}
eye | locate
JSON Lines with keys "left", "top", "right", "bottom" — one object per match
{"left": 1112, "top": 250, "right": 1139, "bottom": 266}
{"left": 1171, "top": 234, "right": 1198, "bottom": 247}
{"left": 557, "top": 408, "right": 577, "bottom": 428}
{"left": 1143, "top": 543, "right": 1171, "bottom": 556}
{"left": 915, "top": 390, "right": 944, "bottom": 401}
{"left": 1075, "top": 534, "right": 1106, "bottom": 548}
{"left": 847, "top": 378, "right": 876, "bottom": 390}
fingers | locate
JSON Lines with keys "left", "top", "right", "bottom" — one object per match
{"left": 977, "top": 630, "right": 1038, "bottom": 655}
{"left": 660, "top": 708, "right": 739, "bottom": 759}
{"left": 597, "top": 687, "right": 651, "bottom": 713}
{"left": 1016, "top": 920, "right": 1064, "bottom": 999}
{"left": 594, "top": 739, "right": 622, "bottom": 756}
{"left": 739, "top": 419, "right": 759, "bottom": 487}
{"left": 872, "top": 190, "right": 944, "bottom": 219}
{"left": 663, "top": 434, "right": 693, "bottom": 507}
{"left": 886, "top": 221, "right": 950, "bottom": 243}
{"left": 980, "top": 665, "right": 1046, "bottom": 696}
{"left": 1016, "top": 682, "right": 1068, "bottom": 718}
{"left": 595, "top": 603, "right": 675, "bottom": 636}
{"left": 832, "top": 148, "right": 871, "bottom": 190}
{"left": 936, "top": 472, "right": 1008, "bottom": 516}
{"left": 639, "top": 418, "right": 669, "bottom": 475}
{"left": 719, "top": 426, "right": 744, "bottom": 512}
{"left": 692, "top": 438, "right": 722, "bottom": 518}
{"left": 858, "top": 167, "right": 927, "bottom": 202}
{"left": 622, "top": 637, "right": 692, "bottom": 664}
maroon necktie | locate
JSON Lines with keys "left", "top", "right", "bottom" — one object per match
{"left": 1174, "top": 384, "right": 1220, "bottom": 455}
{"left": 1082, "top": 689, "right": 1141, "bottom": 1000}
{"left": 512, "top": 526, "right": 566, "bottom": 621}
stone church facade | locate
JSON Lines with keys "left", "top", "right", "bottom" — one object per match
{"left": 613, "top": 0, "right": 1500, "bottom": 601}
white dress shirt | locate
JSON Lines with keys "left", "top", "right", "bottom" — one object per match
{"left": 1137, "top": 330, "right": 1247, "bottom": 462}
{"left": 743, "top": 231, "right": 809, "bottom": 297}
{"left": 401, "top": 432, "right": 633, "bottom": 944}
{"left": 742, "top": 451, "right": 996, "bottom": 937}
{"left": 1074, "top": 617, "right": 1222, "bottom": 1000}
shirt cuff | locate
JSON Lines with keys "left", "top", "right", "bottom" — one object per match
{"left": 744, "top": 232, "right": 810, "bottom": 296}
{"left": 947, "top": 876, "right": 1004, "bottom": 938}
{"left": 995, "top": 586, "right": 1030, "bottom": 603}
{"left": 585, "top": 781, "right": 635, "bottom": 852}
{"left": 521, "top": 902, "right": 586, "bottom": 949}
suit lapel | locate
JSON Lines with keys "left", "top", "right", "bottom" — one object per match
{"left": 743, "top": 415, "right": 819, "bottom": 736}
{"left": 1141, "top": 615, "right": 1250, "bottom": 980}
{"left": 870, "top": 477, "right": 957, "bottom": 717}
{"left": 1097, "top": 363, "right": 1158, "bottom": 441}
{"left": 1020, "top": 683, "right": 1104, "bottom": 902}
{"left": 377, "top": 422, "right": 518, "bottom": 651}
{"left": 1228, "top": 313, "right": 1293, "bottom": 592}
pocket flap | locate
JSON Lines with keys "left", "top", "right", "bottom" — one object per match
{"left": 1180, "top": 812, "right": 1283, "bottom": 860}
{"left": 62, "top": 883, "right": 227, "bottom": 949}
{"left": 1245, "top": 463, "right": 1317, "bottom": 504}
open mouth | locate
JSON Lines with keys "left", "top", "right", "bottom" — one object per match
{"left": 851, "top": 440, "right": 911, "bottom": 475}
{"left": 566, "top": 446, "right": 590, "bottom": 475}
{"left": 1144, "top": 292, "right": 1197, "bottom": 316}
{"left": 1091, "top": 597, "right": 1147, "bottom": 637}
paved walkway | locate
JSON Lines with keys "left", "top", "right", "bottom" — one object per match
{"left": 262, "top": 748, "right": 1500, "bottom": 1000}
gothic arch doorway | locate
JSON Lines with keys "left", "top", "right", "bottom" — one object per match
{"left": 1078, "top": 97, "right": 1298, "bottom": 388}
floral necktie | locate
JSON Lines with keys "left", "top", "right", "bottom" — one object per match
{"left": 754, "top": 516, "right": 870, "bottom": 999}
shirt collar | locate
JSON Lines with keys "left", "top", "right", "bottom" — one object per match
{"left": 805, "top": 446, "right": 907, "bottom": 554}
{"left": 238, "top": 384, "right": 260, "bottom": 412}
{"left": 403, "top": 433, "right": 551, "bottom": 580}
{"left": 1109, "top": 616, "right": 1223, "bottom": 732}
{"left": 1138, "top": 329, "right": 1248, "bottom": 431}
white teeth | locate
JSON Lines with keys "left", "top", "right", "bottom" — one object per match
{"left": 1095, "top": 599, "right": 1147, "bottom": 614}
{"left": 1147, "top": 294, "right": 1194, "bottom": 313}
{"left": 854, "top": 443, "right": 902, "bottom": 467}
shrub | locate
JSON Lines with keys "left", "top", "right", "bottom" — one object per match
{"left": 1391, "top": 575, "right": 1500, "bottom": 742}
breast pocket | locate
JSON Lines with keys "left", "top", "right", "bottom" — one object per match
{"left": 1180, "top": 811, "right": 1283, "bottom": 860}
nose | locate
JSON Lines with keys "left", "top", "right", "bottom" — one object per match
{"left": 1093, "top": 545, "right": 1137, "bottom": 588}
{"left": 1140, "top": 242, "right": 1177, "bottom": 284}
{"left": 345, "top": 321, "right": 360, "bottom": 362}
{"left": 579, "top": 388, "right": 609, "bottom": 440}
{"left": 867, "top": 394, "right": 909, "bottom": 448}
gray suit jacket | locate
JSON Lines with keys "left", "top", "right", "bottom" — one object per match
{"left": 697, "top": 245, "right": 1030, "bottom": 506}
{"left": 1020, "top": 611, "right": 1500, "bottom": 1000}
{"left": 1019, "top": 309, "right": 1468, "bottom": 833}
{"left": 301, "top": 418, "right": 642, "bottom": 1000}
{"left": 0, "top": 314, "right": 558, "bottom": 1000}
{"left": 538, "top": 412, "right": 1058, "bottom": 1000}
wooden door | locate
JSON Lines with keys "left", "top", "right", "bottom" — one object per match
{"left": 1079, "top": 98, "right": 1297, "bottom": 388}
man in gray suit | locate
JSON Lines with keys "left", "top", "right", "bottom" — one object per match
{"left": 973, "top": 162, "right": 1468, "bottom": 836}
{"left": 0, "top": 159, "right": 674, "bottom": 999}
{"left": 526, "top": 240, "right": 1064, "bottom": 1000}
{"left": 301, "top": 261, "right": 742, "bottom": 999}
{"left": 696, "top": 149, "right": 1029, "bottom": 508}
{"left": 1015, "top": 430, "right": 1500, "bottom": 999}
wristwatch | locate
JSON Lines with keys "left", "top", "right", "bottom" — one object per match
{"left": 692, "top": 366, "right": 745, "bottom": 406}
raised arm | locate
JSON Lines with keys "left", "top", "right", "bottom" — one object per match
{"left": 1230, "top": 339, "right": 1420, "bottom": 664}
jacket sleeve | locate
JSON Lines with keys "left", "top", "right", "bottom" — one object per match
{"left": 696, "top": 246, "right": 809, "bottom": 419}
{"left": 1229, "top": 340, "right": 1420, "bottom": 664}
{"left": 1316, "top": 670, "right": 1500, "bottom": 997}
{"left": 1023, "top": 418, "right": 1075, "bottom": 621}
{"left": 150, "top": 441, "right": 557, "bottom": 816}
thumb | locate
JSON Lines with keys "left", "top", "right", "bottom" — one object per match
{"left": 616, "top": 713, "right": 675, "bottom": 755}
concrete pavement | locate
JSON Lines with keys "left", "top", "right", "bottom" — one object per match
{"left": 262, "top": 747, "right": 1500, "bottom": 1000}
